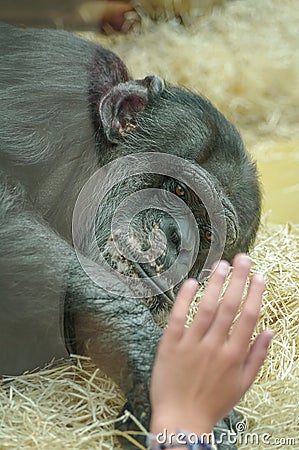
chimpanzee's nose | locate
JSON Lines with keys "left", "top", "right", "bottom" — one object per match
{"left": 160, "top": 217, "right": 181, "bottom": 248}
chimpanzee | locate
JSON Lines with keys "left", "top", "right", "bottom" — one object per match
{"left": 0, "top": 22, "right": 261, "bottom": 449}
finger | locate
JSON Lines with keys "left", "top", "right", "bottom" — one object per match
{"left": 207, "top": 254, "right": 251, "bottom": 341}
{"left": 230, "top": 273, "right": 265, "bottom": 351}
{"left": 189, "top": 260, "right": 230, "bottom": 340}
{"left": 242, "top": 330, "right": 274, "bottom": 392}
{"left": 167, "top": 278, "right": 199, "bottom": 340}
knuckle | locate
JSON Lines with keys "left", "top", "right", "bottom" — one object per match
{"left": 243, "top": 306, "right": 258, "bottom": 322}
{"left": 200, "top": 302, "right": 215, "bottom": 317}
{"left": 170, "top": 313, "right": 183, "bottom": 329}
{"left": 222, "top": 299, "right": 238, "bottom": 316}
{"left": 167, "top": 317, "right": 184, "bottom": 338}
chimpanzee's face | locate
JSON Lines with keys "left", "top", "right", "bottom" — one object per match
{"left": 82, "top": 79, "right": 261, "bottom": 325}
{"left": 97, "top": 171, "right": 231, "bottom": 324}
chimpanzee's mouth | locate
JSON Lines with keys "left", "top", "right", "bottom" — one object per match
{"left": 129, "top": 259, "right": 175, "bottom": 308}
{"left": 101, "top": 229, "right": 176, "bottom": 313}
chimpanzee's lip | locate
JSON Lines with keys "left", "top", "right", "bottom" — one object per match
{"left": 130, "top": 260, "right": 175, "bottom": 307}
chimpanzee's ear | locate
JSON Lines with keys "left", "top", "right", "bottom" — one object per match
{"left": 99, "top": 75, "right": 164, "bottom": 144}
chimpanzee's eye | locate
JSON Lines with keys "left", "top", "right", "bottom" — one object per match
{"left": 175, "top": 184, "right": 185, "bottom": 197}
{"left": 205, "top": 229, "right": 212, "bottom": 242}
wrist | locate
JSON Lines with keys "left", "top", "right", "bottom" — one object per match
{"left": 150, "top": 415, "right": 214, "bottom": 442}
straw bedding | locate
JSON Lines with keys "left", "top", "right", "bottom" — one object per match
{"left": 1, "top": 0, "right": 298, "bottom": 449}
{"left": 88, "top": 0, "right": 299, "bottom": 148}
{"left": 0, "top": 223, "right": 298, "bottom": 449}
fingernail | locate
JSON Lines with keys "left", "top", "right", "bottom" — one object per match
{"left": 234, "top": 253, "right": 250, "bottom": 263}
{"left": 188, "top": 278, "right": 199, "bottom": 287}
{"left": 185, "top": 278, "right": 199, "bottom": 290}
{"left": 266, "top": 329, "right": 275, "bottom": 339}
{"left": 254, "top": 273, "right": 265, "bottom": 283}
{"left": 217, "top": 261, "right": 229, "bottom": 276}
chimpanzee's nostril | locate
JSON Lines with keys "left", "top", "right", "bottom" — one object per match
{"left": 160, "top": 218, "right": 181, "bottom": 248}
{"left": 169, "top": 225, "right": 180, "bottom": 246}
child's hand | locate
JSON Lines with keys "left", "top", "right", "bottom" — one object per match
{"left": 150, "top": 254, "right": 273, "bottom": 437}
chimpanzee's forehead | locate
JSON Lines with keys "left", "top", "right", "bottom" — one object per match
{"left": 146, "top": 85, "right": 239, "bottom": 164}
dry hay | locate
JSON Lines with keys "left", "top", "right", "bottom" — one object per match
{"left": 0, "top": 222, "right": 298, "bottom": 449}
{"left": 231, "top": 222, "right": 298, "bottom": 449}
{"left": 81, "top": 0, "right": 299, "bottom": 148}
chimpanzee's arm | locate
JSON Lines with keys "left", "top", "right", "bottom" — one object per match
{"left": 67, "top": 267, "right": 163, "bottom": 426}
{"left": 0, "top": 173, "right": 162, "bottom": 431}
{"left": 0, "top": 174, "right": 71, "bottom": 374}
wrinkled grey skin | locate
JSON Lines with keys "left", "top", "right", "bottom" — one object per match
{"left": 0, "top": 23, "right": 261, "bottom": 449}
